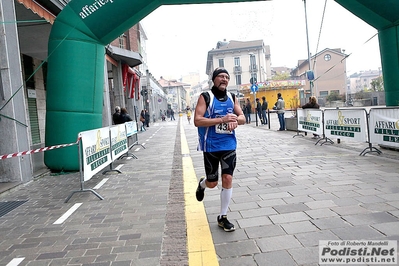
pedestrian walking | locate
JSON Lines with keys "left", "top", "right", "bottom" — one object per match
{"left": 194, "top": 67, "right": 245, "bottom": 232}
{"left": 139, "top": 110, "right": 146, "bottom": 131}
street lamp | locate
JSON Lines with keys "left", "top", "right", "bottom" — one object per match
{"left": 303, "top": 0, "right": 313, "bottom": 96}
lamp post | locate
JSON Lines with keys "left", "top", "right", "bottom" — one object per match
{"left": 303, "top": 0, "right": 313, "bottom": 96}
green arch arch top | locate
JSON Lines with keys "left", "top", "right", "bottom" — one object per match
{"left": 335, "top": 0, "right": 399, "bottom": 106}
{"left": 44, "top": 0, "right": 266, "bottom": 170}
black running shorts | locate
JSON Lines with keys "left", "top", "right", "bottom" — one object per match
{"left": 203, "top": 150, "right": 236, "bottom": 182}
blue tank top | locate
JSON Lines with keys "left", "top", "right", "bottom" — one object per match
{"left": 197, "top": 92, "right": 237, "bottom": 152}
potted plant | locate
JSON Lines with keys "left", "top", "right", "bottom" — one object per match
{"left": 285, "top": 95, "right": 299, "bottom": 131}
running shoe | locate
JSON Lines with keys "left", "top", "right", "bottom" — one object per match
{"left": 217, "top": 215, "right": 235, "bottom": 232}
{"left": 196, "top": 177, "right": 205, "bottom": 202}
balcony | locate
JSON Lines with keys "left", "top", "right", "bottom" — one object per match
{"left": 249, "top": 65, "right": 257, "bottom": 73}
{"left": 234, "top": 66, "right": 242, "bottom": 74}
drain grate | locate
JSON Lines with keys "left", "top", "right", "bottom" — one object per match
{"left": 0, "top": 200, "right": 28, "bottom": 218}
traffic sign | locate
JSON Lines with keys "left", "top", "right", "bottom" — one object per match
{"left": 250, "top": 84, "right": 258, "bottom": 93}
{"left": 250, "top": 77, "right": 257, "bottom": 84}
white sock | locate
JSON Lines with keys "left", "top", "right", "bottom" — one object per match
{"left": 200, "top": 178, "right": 207, "bottom": 189}
{"left": 220, "top": 187, "right": 232, "bottom": 217}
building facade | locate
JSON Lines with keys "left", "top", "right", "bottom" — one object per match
{"left": 0, "top": 0, "right": 168, "bottom": 186}
{"left": 206, "top": 40, "right": 271, "bottom": 94}
{"left": 291, "top": 48, "right": 347, "bottom": 99}
{"left": 158, "top": 77, "right": 189, "bottom": 113}
{"left": 348, "top": 70, "right": 382, "bottom": 93}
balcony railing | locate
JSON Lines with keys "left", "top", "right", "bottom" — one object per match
{"left": 249, "top": 65, "right": 257, "bottom": 73}
{"left": 234, "top": 66, "right": 242, "bottom": 74}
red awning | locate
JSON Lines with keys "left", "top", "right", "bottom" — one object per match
{"left": 16, "top": 0, "right": 56, "bottom": 24}
{"left": 122, "top": 64, "right": 140, "bottom": 99}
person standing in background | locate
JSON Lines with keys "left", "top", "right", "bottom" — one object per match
{"left": 245, "top": 98, "right": 252, "bottom": 124}
{"left": 119, "top": 107, "right": 133, "bottom": 123}
{"left": 170, "top": 109, "right": 175, "bottom": 121}
{"left": 261, "top": 96, "right": 268, "bottom": 125}
{"left": 112, "top": 106, "right": 121, "bottom": 125}
{"left": 144, "top": 109, "right": 150, "bottom": 127}
{"left": 301, "top": 96, "right": 320, "bottom": 138}
{"left": 275, "top": 93, "right": 285, "bottom": 131}
{"left": 255, "top": 98, "right": 262, "bottom": 124}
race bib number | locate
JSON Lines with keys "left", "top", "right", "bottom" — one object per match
{"left": 215, "top": 121, "right": 232, "bottom": 134}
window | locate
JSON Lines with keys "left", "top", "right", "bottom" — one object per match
{"left": 235, "top": 75, "right": 241, "bottom": 85}
{"left": 218, "top": 58, "right": 224, "bottom": 68}
{"left": 234, "top": 57, "right": 240, "bottom": 66}
{"left": 324, "top": 54, "right": 331, "bottom": 61}
{"left": 249, "top": 54, "right": 256, "bottom": 72}
{"left": 118, "top": 34, "right": 126, "bottom": 49}
{"left": 320, "top": 91, "right": 328, "bottom": 97}
{"left": 23, "top": 55, "right": 40, "bottom": 144}
{"left": 250, "top": 54, "right": 256, "bottom": 65}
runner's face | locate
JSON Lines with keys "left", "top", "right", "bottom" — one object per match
{"left": 214, "top": 74, "right": 230, "bottom": 90}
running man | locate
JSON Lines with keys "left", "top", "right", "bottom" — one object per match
{"left": 194, "top": 67, "right": 245, "bottom": 232}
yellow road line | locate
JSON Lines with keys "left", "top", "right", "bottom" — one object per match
{"left": 180, "top": 122, "right": 219, "bottom": 266}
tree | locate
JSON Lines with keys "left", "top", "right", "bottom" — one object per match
{"left": 354, "top": 90, "right": 368, "bottom": 100}
{"left": 326, "top": 91, "right": 342, "bottom": 102}
{"left": 272, "top": 72, "right": 290, "bottom": 80}
{"left": 370, "top": 76, "right": 384, "bottom": 91}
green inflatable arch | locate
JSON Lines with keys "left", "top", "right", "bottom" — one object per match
{"left": 44, "top": 0, "right": 399, "bottom": 170}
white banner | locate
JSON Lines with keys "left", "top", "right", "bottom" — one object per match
{"left": 369, "top": 108, "right": 399, "bottom": 148}
{"left": 324, "top": 109, "right": 368, "bottom": 142}
{"left": 125, "top": 121, "right": 137, "bottom": 137}
{"left": 110, "top": 125, "right": 128, "bottom": 161}
{"left": 297, "top": 109, "right": 323, "bottom": 135}
{"left": 79, "top": 127, "right": 111, "bottom": 181}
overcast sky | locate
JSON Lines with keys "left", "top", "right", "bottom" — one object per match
{"left": 141, "top": 0, "right": 381, "bottom": 81}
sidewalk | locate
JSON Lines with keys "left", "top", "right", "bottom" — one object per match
{"left": 0, "top": 115, "right": 398, "bottom": 266}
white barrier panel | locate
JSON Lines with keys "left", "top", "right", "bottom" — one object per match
{"left": 369, "top": 108, "right": 399, "bottom": 148}
{"left": 110, "top": 124, "right": 129, "bottom": 161}
{"left": 80, "top": 127, "right": 111, "bottom": 181}
{"left": 324, "top": 109, "right": 368, "bottom": 142}
{"left": 297, "top": 109, "right": 323, "bottom": 135}
{"left": 125, "top": 121, "right": 137, "bottom": 137}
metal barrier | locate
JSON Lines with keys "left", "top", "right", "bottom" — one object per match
{"left": 369, "top": 107, "right": 399, "bottom": 150}
{"left": 295, "top": 107, "right": 397, "bottom": 156}
{"left": 65, "top": 123, "right": 130, "bottom": 203}
{"left": 120, "top": 121, "right": 146, "bottom": 159}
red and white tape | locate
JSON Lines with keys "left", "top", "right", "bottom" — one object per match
{"left": 0, "top": 138, "right": 80, "bottom": 160}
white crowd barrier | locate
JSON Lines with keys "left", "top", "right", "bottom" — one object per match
{"left": 65, "top": 121, "right": 143, "bottom": 202}
{"left": 369, "top": 108, "right": 399, "bottom": 149}
{"left": 324, "top": 108, "right": 368, "bottom": 143}
{"left": 295, "top": 107, "right": 399, "bottom": 155}
{"left": 297, "top": 109, "right": 323, "bottom": 136}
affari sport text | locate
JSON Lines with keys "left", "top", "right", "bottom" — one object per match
{"left": 326, "top": 118, "right": 360, "bottom": 126}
